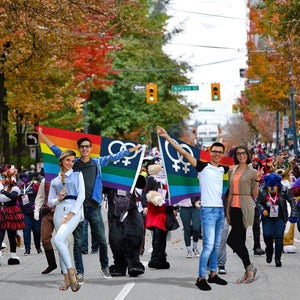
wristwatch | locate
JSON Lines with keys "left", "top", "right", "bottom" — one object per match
{"left": 0, "top": 189, "right": 5, "bottom": 194}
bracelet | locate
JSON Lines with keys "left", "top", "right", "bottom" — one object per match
{"left": 255, "top": 180, "right": 260, "bottom": 182}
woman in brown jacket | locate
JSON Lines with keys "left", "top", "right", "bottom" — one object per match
{"left": 226, "top": 146, "right": 262, "bottom": 284}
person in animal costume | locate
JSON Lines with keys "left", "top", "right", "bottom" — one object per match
{"left": 256, "top": 173, "right": 298, "bottom": 267}
{"left": 104, "top": 175, "right": 146, "bottom": 277}
{"left": 142, "top": 156, "right": 179, "bottom": 269}
{"left": 271, "top": 154, "right": 297, "bottom": 253}
{"left": 0, "top": 165, "right": 25, "bottom": 266}
{"left": 290, "top": 171, "right": 300, "bottom": 234}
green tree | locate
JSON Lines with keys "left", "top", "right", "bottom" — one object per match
{"left": 87, "top": 0, "right": 194, "bottom": 142}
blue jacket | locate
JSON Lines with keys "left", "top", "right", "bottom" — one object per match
{"left": 50, "top": 145, "right": 130, "bottom": 205}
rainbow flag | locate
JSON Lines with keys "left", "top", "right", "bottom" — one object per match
{"left": 158, "top": 135, "right": 201, "bottom": 205}
{"left": 158, "top": 135, "right": 234, "bottom": 205}
{"left": 100, "top": 136, "right": 146, "bottom": 192}
{"left": 37, "top": 126, "right": 145, "bottom": 193}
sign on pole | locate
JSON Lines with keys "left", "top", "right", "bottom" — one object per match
{"left": 26, "top": 132, "right": 39, "bottom": 146}
{"left": 247, "top": 78, "right": 262, "bottom": 85}
{"left": 172, "top": 85, "right": 199, "bottom": 92}
{"left": 239, "top": 68, "right": 246, "bottom": 78}
{"left": 132, "top": 85, "right": 146, "bottom": 91}
{"left": 282, "top": 116, "right": 289, "bottom": 129}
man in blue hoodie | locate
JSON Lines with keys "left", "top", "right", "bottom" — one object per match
{"left": 38, "top": 128, "right": 141, "bottom": 283}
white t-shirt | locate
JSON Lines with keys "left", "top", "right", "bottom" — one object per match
{"left": 195, "top": 160, "right": 228, "bottom": 207}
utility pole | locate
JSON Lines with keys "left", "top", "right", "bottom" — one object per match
{"left": 289, "top": 65, "right": 298, "bottom": 156}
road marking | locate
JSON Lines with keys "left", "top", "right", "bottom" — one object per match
{"left": 114, "top": 283, "right": 135, "bottom": 300}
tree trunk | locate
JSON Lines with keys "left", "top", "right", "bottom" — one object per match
{"left": 0, "top": 71, "right": 10, "bottom": 164}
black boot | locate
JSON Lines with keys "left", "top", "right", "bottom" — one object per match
{"left": 128, "top": 262, "right": 145, "bottom": 277}
{"left": 42, "top": 249, "right": 57, "bottom": 274}
{"left": 109, "top": 265, "right": 126, "bottom": 276}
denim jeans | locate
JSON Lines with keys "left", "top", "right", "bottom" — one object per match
{"left": 179, "top": 207, "right": 201, "bottom": 247}
{"left": 217, "top": 218, "right": 229, "bottom": 267}
{"left": 73, "top": 205, "right": 108, "bottom": 275}
{"left": 81, "top": 219, "right": 99, "bottom": 252}
{"left": 199, "top": 207, "right": 224, "bottom": 277}
{"left": 262, "top": 217, "right": 285, "bottom": 261}
{"left": 23, "top": 213, "right": 42, "bottom": 251}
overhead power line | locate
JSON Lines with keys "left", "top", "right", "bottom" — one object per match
{"left": 168, "top": 8, "right": 245, "bottom": 20}
{"left": 111, "top": 57, "right": 244, "bottom": 72}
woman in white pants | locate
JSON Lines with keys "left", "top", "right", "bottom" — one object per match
{"left": 48, "top": 150, "right": 85, "bottom": 292}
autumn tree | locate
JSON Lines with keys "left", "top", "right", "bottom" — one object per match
{"left": 242, "top": 0, "right": 299, "bottom": 141}
{"left": 87, "top": 0, "right": 194, "bottom": 141}
{"left": 0, "top": 0, "right": 139, "bottom": 166}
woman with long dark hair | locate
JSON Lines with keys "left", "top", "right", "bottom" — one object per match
{"left": 226, "top": 146, "right": 262, "bottom": 284}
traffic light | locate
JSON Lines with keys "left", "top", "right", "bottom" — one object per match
{"left": 232, "top": 104, "right": 238, "bottom": 113}
{"left": 211, "top": 83, "right": 221, "bottom": 101}
{"left": 146, "top": 84, "right": 157, "bottom": 103}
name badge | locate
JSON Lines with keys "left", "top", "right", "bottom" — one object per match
{"left": 22, "top": 194, "right": 29, "bottom": 206}
{"left": 117, "top": 189, "right": 127, "bottom": 196}
{"left": 158, "top": 188, "right": 166, "bottom": 200}
{"left": 270, "top": 205, "right": 279, "bottom": 218}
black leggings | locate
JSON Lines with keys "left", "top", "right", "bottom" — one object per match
{"left": 227, "top": 208, "right": 251, "bottom": 268}
{"left": 0, "top": 230, "right": 17, "bottom": 252}
{"left": 151, "top": 227, "right": 168, "bottom": 262}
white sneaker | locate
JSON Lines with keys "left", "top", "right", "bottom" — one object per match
{"left": 187, "top": 251, "right": 193, "bottom": 258}
{"left": 193, "top": 248, "right": 200, "bottom": 257}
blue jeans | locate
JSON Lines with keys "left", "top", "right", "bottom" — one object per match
{"left": 262, "top": 217, "right": 285, "bottom": 261}
{"left": 23, "top": 213, "right": 42, "bottom": 251}
{"left": 199, "top": 207, "right": 224, "bottom": 277}
{"left": 81, "top": 219, "right": 99, "bottom": 252}
{"left": 73, "top": 206, "right": 108, "bottom": 275}
{"left": 179, "top": 207, "right": 201, "bottom": 247}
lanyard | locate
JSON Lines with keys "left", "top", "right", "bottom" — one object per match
{"left": 267, "top": 192, "right": 278, "bottom": 204}
{"left": 23, "top": 182, "right": 33, "bottom": 194}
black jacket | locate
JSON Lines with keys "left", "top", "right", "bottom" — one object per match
{"left": 256, "top": 185, "right": 298, "bottom": 223}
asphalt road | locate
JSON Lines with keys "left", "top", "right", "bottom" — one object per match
{"left": 1, "top": 207, "right": 300, "bottom": 300}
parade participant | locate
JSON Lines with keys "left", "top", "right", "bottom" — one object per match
{"left": 143, "top": 156, "right": 179, "bottom": 270}
{"left": 156, "top": 126, "right": 228, "bottom": 291}
{"left": 178, "top": 196, "right": 201, "bottom": 258}
{"left": 0, "top": 165, "right": 25, "bottom": 266}
{"left": 256, "top": 172, "right": 298, "bottom": 267}
{"left": 38, "top": 127, "right": 142, "bottom": 283}
{"left": 48, "top": 150, "right": 85, "bottom": 292}
{"left": 34, "top": 178, "right": 57, "bottom": 274}
{"left": 226, "top": 146, "right": 262, "bottom": 283}
{"left": 104, "top": 175, "right": 146, "bottom": 277}
{"left": 251, "top": 157, "right": 267, "bottom": 256}
{"left": 19, "top": 173, "right": 42, "bottom": 255}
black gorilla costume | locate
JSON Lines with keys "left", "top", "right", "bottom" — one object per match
{"left": 103, "top": 175, "right": 146, "bottom": 277}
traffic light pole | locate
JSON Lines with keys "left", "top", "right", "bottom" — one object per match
{"left": 290, "top": 65, "right": 298, "bottom": 156}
